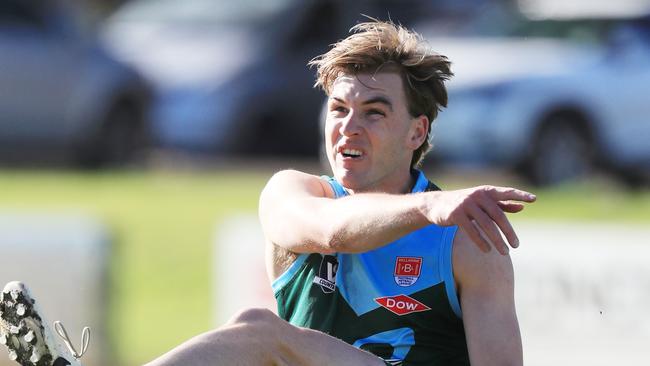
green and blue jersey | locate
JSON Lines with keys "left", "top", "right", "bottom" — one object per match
{"left": 272, "top": 171, "right": 470, "bottom": 365}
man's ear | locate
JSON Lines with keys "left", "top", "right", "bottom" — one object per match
{"left": 406, "top": 115, "right": 429, "bottom": 150}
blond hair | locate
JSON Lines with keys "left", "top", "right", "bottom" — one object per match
{"left": 309, "top": 20, "right": 453, "bottom": 168}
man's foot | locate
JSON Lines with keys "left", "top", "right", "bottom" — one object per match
{"left": 0, "top": 281, "right": 86, "bottom": 366}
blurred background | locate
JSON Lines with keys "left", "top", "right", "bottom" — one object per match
{"left": 1, "top": 0, "right": 649, "bottom": 365}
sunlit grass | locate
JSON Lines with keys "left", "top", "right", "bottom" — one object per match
{"left": 520, "top": 184, "right": 650, "bottom": 223}
{"left": 0, "top": 169, "right": 269, "bottom": 365}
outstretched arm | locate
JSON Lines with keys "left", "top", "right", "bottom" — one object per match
{"left": 259, "top": 169, "right": 535, "bottom": 255}
{"left": 259, "top": 169, "right": 431, "bottom": 254}
{"left": 454, "top": 228, "right": 523, "bottom": 366}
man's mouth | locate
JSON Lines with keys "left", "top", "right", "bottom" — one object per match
{"left": 340, "top": 148, "right": 363, "bottom": 159}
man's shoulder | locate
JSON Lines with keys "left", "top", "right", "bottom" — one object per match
{"left": 269, "top": 169, "right": 317, "bottom": 183}
{"left": 452, "top": 228, "right": 515, "bottom": 292}
{"left": 264, "top": 169, "right": 333, "bottom": 199}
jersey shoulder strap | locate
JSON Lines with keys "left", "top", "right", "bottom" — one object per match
{"left": 425, "top": 180, "right": 441, "bottom": 192}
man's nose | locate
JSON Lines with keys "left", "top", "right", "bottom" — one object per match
{"left": 339, "top": 111, "right": 361, "bottom": 136}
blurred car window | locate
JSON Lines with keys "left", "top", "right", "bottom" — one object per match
{"left": 0, "top": 0, "right": 49, "bottom": 31}
{"left": 110, "top": 0, "right": 294, "bottom": 25}
{"left": 511, "top": 19, "right": 606, "bottom": 43}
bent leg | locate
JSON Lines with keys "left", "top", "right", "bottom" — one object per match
{"left": 145, "top": 308, "right": 384, "bottom": 366}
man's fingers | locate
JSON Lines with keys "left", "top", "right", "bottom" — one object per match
{"left": 481, "top": 201, "right": 519, "bottom": 248}
{"left": 471, "top": 220, "right": 510, "bottom": 256}
{"left": 498, "top": 201, "right": 525, "bottom": 213}
{"left": 467, "top": 204, "right": 509, "bottom": 254}
{"left": 446, "top": 186, "right": 533, "bottom": 254}
{"left": 488, "top": 187, "right": 536, "bottom": 203}
{"left": 457, "top": 215, "right": 491, "bottom": 253}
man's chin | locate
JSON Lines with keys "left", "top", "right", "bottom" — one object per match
{"left": 333, "top": 170, "right": 366, "bottom": 191}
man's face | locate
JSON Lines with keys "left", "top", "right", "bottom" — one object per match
{"left": 325, "top": 72, "right": 425, "bottom": 193}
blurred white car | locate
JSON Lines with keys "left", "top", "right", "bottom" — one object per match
{"left": 0, "top": 0, "right": 151, "bottom": 166}
{"left": 426, "top": 16, "right": 650, "bottom": 185}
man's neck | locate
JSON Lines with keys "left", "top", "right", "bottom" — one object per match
{"left": 345, "top": 169, "right": 418, "bottom": 195}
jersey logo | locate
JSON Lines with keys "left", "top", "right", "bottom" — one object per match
{"left": 394, "top": 257, "right": 422, "bottom": 287}
{"left": 374, "top": 294, "right": 431, "bottom": 316}
{"left": 313, "top": 255, "right": 338, "bottom": 293}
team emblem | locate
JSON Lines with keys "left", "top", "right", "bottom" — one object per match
{"left": 375, "top": 294, "right": 431, "bottom": 316}
{"left": 313, "top": 255, "right": 338, "bottom": 293}
{"left": 394, "top": 257, "right": 422, "bottom": 287}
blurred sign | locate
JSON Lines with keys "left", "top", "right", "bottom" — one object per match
{"left": 0, "top": 213, "right": 110, "bottom": 366}
{"left": 213, "top": 216, "right": 650, "bottom": 364}
{"left": 212, "top": 216, "right": 276, "bottom": 327}
{"left": 514, "top": 221, "right": 650, "bottom": 365}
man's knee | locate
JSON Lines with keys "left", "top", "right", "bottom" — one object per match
{"left": 212, "top": 308, "right": 299, "bottom": 362}
{"left": 225, "top": 308, "right": 302, "bottom": 348}
{"left": 227, "top": 307, "right": 280, "bottom": 327}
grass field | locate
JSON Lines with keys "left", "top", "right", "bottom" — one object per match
{"left": 0, "top": 167, "right": 648, "bottom": 365}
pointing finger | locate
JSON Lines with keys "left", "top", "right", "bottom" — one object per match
{"left": 488, "top": 187, "right": 536, "bottom": 203}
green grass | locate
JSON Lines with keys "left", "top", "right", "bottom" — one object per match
{"left": 0, "top": 169, "right": 269, "bottom": 365}
{"left": 0, "top": 169, "right": 648, "bottom": 364}
{"left": 518, "top": 184, "right": 650, "bottom": 223}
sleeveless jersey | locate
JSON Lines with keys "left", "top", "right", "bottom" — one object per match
{"left": 272, "top": 170, "right": 470, "bottom": 365}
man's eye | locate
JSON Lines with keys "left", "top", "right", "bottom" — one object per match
{"left": 332, "top": 106, "right": 348, "bottom": 114}
{"left": 368, "top": 109, "right": 385, "bottom": 117}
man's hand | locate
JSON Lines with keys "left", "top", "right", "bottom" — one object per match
{"left": 425, "top": 186, "right": 536, "bottom": 255}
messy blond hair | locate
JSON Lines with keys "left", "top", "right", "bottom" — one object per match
{"left": 309, "top": 20, "right": 453, "bottom": 168}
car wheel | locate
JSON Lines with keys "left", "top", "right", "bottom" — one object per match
{"left": 526, "top": 115, "right": 594, "bottom": 186}
{"left": 77, "top": 101, "right": 147, "bottom": 168}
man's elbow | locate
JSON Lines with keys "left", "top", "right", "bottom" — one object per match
{"left": 324, "top": 232, "right": 369, "bottom": 254}
{"left": 321, "top": 220, "right": 355, "bottom": 254}
{"left": 325, "top": 234, "right": 352, "bottom": 254}
{"left": 322, "top": 225, "right": 344, "bottom": 254}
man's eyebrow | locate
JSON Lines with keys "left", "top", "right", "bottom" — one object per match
{"left": 363, "top": 96, "right": 393, "bottom": 111}
{"left": 329, "top": 96, "right": 393, "bottom": 111}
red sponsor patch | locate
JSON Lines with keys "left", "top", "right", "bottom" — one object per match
{"left": 374, "top": 294, "right": 431, "bottom": 316}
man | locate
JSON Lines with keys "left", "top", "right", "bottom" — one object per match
{"left": 256, "top": 20, "right": 533, "bottom": 365}
{"left": 1, "top": 21, "right": 534, "bottom": 366}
